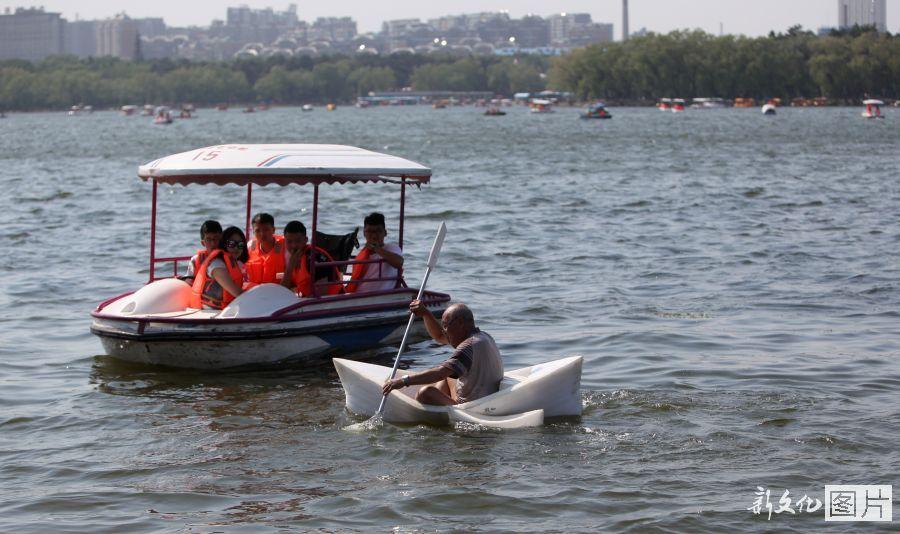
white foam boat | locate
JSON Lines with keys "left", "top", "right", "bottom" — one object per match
{"left": 334, "top": 355, "right": 583, "bottom": 427}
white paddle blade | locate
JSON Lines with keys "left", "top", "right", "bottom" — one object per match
{"left": 425, "top": 222, "right": 447, "bottom": 269}
{"left": 448, "top": 407, "right": 544, "bottom": 429}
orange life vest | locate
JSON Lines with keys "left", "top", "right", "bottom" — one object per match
{"left": 246, "top": 235, "right": 285, "bottom": 284}
{"left": 190, "top": 249, "right": 244, "bottom": 309}
{"left": 288, "top": 246, "right": 342, "bottom": 297}
{"left": 344, "top": 247, "right": 373, "bottom": 294}
{"left": 190, "top": 248, "right": 209, "bottom": 276}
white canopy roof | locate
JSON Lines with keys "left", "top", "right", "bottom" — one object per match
{"left": 138, "top": 144, "right": 432, "bottom": 186}
{"left": 863, "top": 99, "right": 884, "bottom": 105}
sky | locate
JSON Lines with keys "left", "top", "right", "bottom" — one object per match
{"left": 3, "top": 0, "right": 899, "bottom": 37}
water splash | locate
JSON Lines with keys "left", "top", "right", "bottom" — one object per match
{"left": 344, "top": 413, "right": 385, "bottom": 433}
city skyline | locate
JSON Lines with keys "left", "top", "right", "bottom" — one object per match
{"left": 2, "top": 0, "right": 898, "bottom": 36}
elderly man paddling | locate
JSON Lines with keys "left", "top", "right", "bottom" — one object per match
{"left": 382, "top": 301, "right": 504, "bottom": 405}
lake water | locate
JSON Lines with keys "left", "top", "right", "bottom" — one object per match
{"left": 0, "top": 105, "right": 898, "bottom": 532}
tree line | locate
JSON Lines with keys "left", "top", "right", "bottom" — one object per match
{"left": 0, "top": 26, "right": 897, "bottom": 111}
{"left": 549, "top": 26, "right": 900, "bottom": 102}
{"left": 0, "top": 53, "right": 548, "bottom": 111}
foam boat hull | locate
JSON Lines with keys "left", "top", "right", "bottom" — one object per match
{"left": 334, "top": 355, "right": 583, "bottom": 425}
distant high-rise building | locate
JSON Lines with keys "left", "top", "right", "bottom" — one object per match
{"left": 65, "top": 20, "right": 97, "bottom": 58}
{"left": 838, "top": 0, "right": 886, "bottom": 32}
{"left": 134, "top": 18, "right": 166, "bottom": 39}
{"left": 548, "top": 13, "right": 602, "bottom": 46}
{"left": 225, "top": 4, "right": 299, "bottom": 45}
{"left": 508, "top": 15, "right": 549, "bottom": 48}
{"left": 310, "top": 17, "right": 357, "bottom": 43}
{"left": 96, "top": 14, "right": 139, "bottom": 60}
{"left": 623, "top": 0, "right": 629, "bottom": 41}
{"left": 0, "top": 7, "right": 64, "bottom": 61}
{"left": 568, "top": 23, "right": 614, "bottom": 47}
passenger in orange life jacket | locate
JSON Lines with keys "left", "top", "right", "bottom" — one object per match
{"left": 281, "top": 220, "right": 342, "bottom": 297}
{"left": 345, "top": 212, "right": 404, "bottom": 293}
{"left": 246, "top": 212, "right": 285, "bottom": 284}
{"left": 190, "top": 226, "right": 249, "bottom": 310}
{"left": 183, "top": 219, "right": 222, "bottom": 285}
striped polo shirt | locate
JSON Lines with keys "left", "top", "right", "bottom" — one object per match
{"left": 440, "top": 329, "right": 504, "bottom": 403}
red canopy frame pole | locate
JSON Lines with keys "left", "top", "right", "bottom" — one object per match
{"left": 399, "top": 177, "right": 406, "bottom": 248}
{"left": 245, "top": 183, "right": 253, "bottom": 237}
{"left": 310, "top": 183, "right": 319, "bottom": 298}
{"left": 149, "top": 178, "right": 158, "bottom": 282}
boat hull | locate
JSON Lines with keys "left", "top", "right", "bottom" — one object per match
{"left": 95, "top": 319, "right": 430, "bottom": 369}
{"left": 92, "top": 285, "right": 449, "bottom": 369}
{"left": 334, "top": 355, "right": 583, "bottom": 424}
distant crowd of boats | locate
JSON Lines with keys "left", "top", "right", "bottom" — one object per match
{"left": 51, "top": 95, "right": 889, "bottom": 123}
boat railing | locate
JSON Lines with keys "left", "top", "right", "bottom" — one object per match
{"left": 146, "top": 254, "right": 404, "bottom": 292}
{"left": 272, "top": 287, "right": 447, "bottom": 318}
{"left": 151, "top": 255, "right": 191, "bottom": 281}
{"left": 314, "top": 257, "right": 403, "bottom": 293}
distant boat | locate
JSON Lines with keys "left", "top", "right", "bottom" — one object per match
{"left": 580, "top": 102, "right": 612, "bottom": 119}
{"left": 734, "top": 97, "right": 756, "bottom": 108}
{"left": 216, "top": 103, "right": 229, "bottom": 111}
{"left": 153, "top": 106, "right": 173, "bottom": 124}
{"left": 301, "top": 104, "right": 314, "bottom": 111}
{"left": 68, "top": 104, "right": 92, "bottom": 116}
{"left": 326, "top": 103, "right": 337, "bottom": 111}
{"left": 243, "top": 106, "right": 255, "bottom": 113}
{"left": 484, "top": 107, "right": 506, "bottom": 116}
{"left": 671, "top": 98, "right": 686, "bottom": 113}
{"left": 529, "top": 99, "right": 554, "bottom": 113}
{"left": 691, "top": 97, "right": 726, "bottom": 109}
{"left": 120, "top": 105, "right": 138, "bottom": 116}
{"left": 658, "top": 98, "right": 672, "bottom": 111}
{"left": 141, "top": 104, "right": 154, "bottom": 116}
{"left": 761, "top": 99, "right": 778, "bottom": 115}
{"left": 862, "top": 99, "right": 884, "bottom": 119}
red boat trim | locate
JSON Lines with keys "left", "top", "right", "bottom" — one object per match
{"left": 95, "top": 291, "right": 136, "bottom": 312}
{"left": 91, "top": 289, "right": 450, "bottom": 325}
{"left": 149, "top": 179, "right": 157, "bottom": 282}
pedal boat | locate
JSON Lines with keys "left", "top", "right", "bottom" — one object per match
{"left": 862, "top": 99, "right": 884, "bottom": 119}
{"left": 334, "top": 355, "right": 583, "bottom": 425}
{"left": 90, "top": 144, "right": 451, "bottom": 369}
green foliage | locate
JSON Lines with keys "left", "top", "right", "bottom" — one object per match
{"left": 549, "top": 28, "right": 898, "bottom": 101}
{"left": 410, "top": 58, "right": 487, "bottom": 91}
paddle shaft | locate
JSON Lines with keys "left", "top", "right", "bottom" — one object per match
{"left": 375, "top": 264, "right": 434, "bottom": 415}
{"left": 376, "top": 222, "right": 446, "bottom": 416}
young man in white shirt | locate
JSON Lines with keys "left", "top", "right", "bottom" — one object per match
{"left": 346, "top": 212, "right": 404, "bottom": 293}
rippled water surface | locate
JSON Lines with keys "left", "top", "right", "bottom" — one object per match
{"left": 1, "top": 106, "right": 899, "bottom": 532}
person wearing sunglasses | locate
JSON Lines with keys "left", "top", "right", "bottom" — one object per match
{"left": 190, "top": 226, "right": 250, "bottom": 310}
{"left": 382, "top": 301, "right": 504, "bottom": 406}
